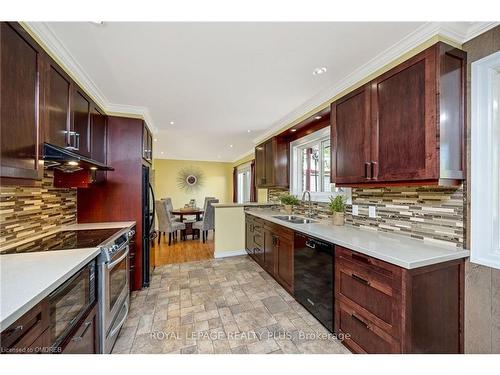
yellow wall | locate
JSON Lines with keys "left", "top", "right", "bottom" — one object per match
{"left": 153, "top": 159, "right": 233, "bottom": 207}
{"left": 214, "top": 206, "right": 246, "bottom": 257}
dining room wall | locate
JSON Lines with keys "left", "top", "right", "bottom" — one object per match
{"left": 153, "top": 158, "right": 234, "bottom": 209}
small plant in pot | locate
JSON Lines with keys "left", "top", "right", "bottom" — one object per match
{"left": 280, "top": 194, "right": 300, "bottom": 215}
{"left": 329, "top": 195, "right": 347, "bottom": 226}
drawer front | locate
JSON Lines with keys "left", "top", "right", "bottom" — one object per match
{"left": 337, "top": 301, "right": 400, "bottom": 354}
{"left": 1, "top": 300, "right": 49, "bottom": 353}
{"left": 335, "top": 247, "right": 402, "bottom": 338}
{"left": 62, "top": 304, "right": 97, "bottom": 354}
{"left": 336, "top": 246, "right": 402, "bottom": 289}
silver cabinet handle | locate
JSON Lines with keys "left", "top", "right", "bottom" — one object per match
{"left": 107, "top": 248, "right": 129, "bottom": 270}
{"left": 71, "top": 321, "right": 92, "bottom": 342}
{"left": 109, "top": 301, "right": 129, "bottom": 338}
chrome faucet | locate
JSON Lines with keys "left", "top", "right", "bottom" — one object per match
{"left": 301, "top": 190, "right": 314, "bottom": 218}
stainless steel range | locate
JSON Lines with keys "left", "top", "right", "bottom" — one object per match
{"left": 97, "top": 227, "right": 135, "bottom": 354}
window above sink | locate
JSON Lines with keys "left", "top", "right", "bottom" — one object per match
{"left": 289, "top": 127, "right": 351, "bottom": 203}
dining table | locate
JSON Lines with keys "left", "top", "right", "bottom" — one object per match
{"left": 171, "top": 208, "right": 204, "bottom": 240}
{"left": 171, "top": 208, "right": 204, "bottom": 222}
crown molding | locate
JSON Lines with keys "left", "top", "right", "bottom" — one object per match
{"left": 21, "top": 22, "right": 157, "bottom": 133}
{"left": 252, "top": 21, "right": 498, "bottom": 145}
{"left": 231, "top": 149, "right": 255, "bottom": 164}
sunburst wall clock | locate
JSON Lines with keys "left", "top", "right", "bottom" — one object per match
{"left": 176, "top": 166, "right": 205, "bottom": 192}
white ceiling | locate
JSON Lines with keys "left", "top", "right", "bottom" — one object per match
{"left": 34, "top": 22, "right": 495, "bottom": 162}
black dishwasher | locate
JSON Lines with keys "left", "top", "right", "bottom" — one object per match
{"left": 294, "top": 233, "right": 334, "bottom": 332}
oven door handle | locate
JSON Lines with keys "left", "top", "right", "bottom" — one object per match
{"left": 107, "top": 248, "right": 129, "bottom": 270}
{"left": 108, "top": 300, "right": 129, "bottom": 339}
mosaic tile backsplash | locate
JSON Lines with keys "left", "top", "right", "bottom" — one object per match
{"left": 0, "top": 171, "right": 77, "bottom": 251}
{"left": 268, "top": 185, "right": 465, "bottom": 247}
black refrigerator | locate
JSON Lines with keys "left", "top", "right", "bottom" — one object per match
{"left": 142, "top": 164, "right": 156, "bottom": 288}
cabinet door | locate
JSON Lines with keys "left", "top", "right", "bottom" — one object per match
{"left": 0, "top": 23, "right": 43, "bottom": 180}
{"left": 90, "top": 106, "right": 106, "bottom": 163}
{"left": 255, "top": 143, "right": 266, "bottom": 187}
{"left": 44, "top": 60, "right": 71, "bottom": 149}
{"left": 245, "top": 217, "right": 254, "bottom": 255}
{"left": 370, "top": 48, "right": 437, "bottom": 182}
{"left": 331, "top": 84, "right": 371, "bottom": 184}
{"left": 72, "top": 89, "right": 91, "bottom": 157}
{"left": 276, "top": 235, "right": 293, "bottom": 293}
{"left": 263, "top": 228, "right": 276, "bottom": 274}
{"left": 264, "top": 139, "right": 275, "bottom": 187}
{"left": 90, "top": 106, "right": 107, "bottom": 183}
{"left": 62, "top": 305, "right": 98, "bottom": 354}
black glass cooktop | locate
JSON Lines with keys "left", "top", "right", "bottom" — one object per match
{"left": 1, "top": 228, "right": 122, "bottom": 254}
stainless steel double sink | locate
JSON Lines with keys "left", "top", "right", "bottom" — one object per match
{"left": 272, "top": 215, "right": 316, "bottom": 224}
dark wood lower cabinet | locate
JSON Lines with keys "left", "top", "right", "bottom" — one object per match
{"left": 0, "top": 300, "right": 49, "bottom": 354}
{"left": 245, "top": 214, "right": 294, "bottom": 294}
{"left": 335, "top": 246, "right": 464, "bottom": 354}
{"left": 244, "top": 215, "right": 464, "bottom": 354}
{"left": 61, "top": 304, "right": 98, "bottom": 354}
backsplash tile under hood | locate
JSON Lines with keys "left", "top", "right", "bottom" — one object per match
{"left": 268, "top": 184, "right": 465, "bottom": 247}
{"left": 0, "top": 171, "right": 76, "bottom": 251}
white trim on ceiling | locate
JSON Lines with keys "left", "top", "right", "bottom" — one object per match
{"left": 22, "top": 21, "right": 498, "bottom": 151}
{"left": 21, "top": 21, "right": 158, "bottom": 133}
{"left": 252, "top": 21, "right": 499, "bottom": 146}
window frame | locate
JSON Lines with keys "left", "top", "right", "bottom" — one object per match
{"left": 289, "top": 126, "right": 351, "bottom": 203}
{"left": 236, "top": 163, "right": 251, "bottom": 204}
{"left": 471, "top": 50, "right": 500, "bottom": 270}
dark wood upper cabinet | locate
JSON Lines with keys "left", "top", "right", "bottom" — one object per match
{"left": 331, "top": 42, "right": 465, "bottom": 187}
{"left": 44, "top": 60, "right": 71, "bottom": 149}
{"left": 0, "top": 23, "right": 44, "bottom": 181}
{"left": 90, "top": 106, "right": 106, "bottom": 163}
{"left": 370, "top": 47, "right": 436, "bottom": 182}
{"left": 331, "top": 84, "right": 371, "bottom": 184}
{"left": 255, "top": 136, "right": 288, "bottom": 188}
{"left": 72, "top": 89, "right": 91, "bottom": 157}
{"left": 142, "top": 123, "right": 153, "bottom": 163}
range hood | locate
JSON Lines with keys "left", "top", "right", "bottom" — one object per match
{"left": 43, "top": 143, "right": 114, "bottom": 173}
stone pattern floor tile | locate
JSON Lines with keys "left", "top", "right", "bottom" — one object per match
{"left": 112, "top": 256, "right": 350, "bottom": 354}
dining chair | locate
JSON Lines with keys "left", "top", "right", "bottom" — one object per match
{"left": 161, "top": 197, "right": 180, "bottom": 222}
{"left": 156, "top": 200, "right": 185, "bottom": 245}
{"left": 193, "top": 198, "right": 219, "bottom": 243}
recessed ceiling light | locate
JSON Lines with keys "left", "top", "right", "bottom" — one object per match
{"left": 247, "top": 130, "right": 251, "bottom": 133}
{"left": 161, "top": 151, "right": 164, "bottom": 155}
{"left": 170, "top": 121, "right": 175, "bottom": 125}
{"left": 90, "top": 167, "right": 97, "bottom": 170}
{"left": 312, "top": 67, "right": 327, "bottom": 76}
{"left": 291, "top": 129, "right": 297, "bottom": 132}
{"left": 229, "top": 145, "right": 233, "bottom": 148}
{"left": 153, "top": 138, "right": 157, "bottom": 142}
{"left": 67, "top": 161, "right": 79, "bottom": 166}
{"left": 314, "top": 115, "right": 322, "bottom": 120}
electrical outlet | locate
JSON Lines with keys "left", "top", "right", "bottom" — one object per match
{"left": 352, "top": 205, "right": 359, "bottom": 216}
{"left": 368, "top": 206, "right": 377, "bottom": 218}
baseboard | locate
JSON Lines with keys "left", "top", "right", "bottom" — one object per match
{"left": 214, "top": 249, "right": 247, "bottom": 259}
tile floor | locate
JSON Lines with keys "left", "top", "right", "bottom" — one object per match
{"left": 112, "top": 255, "right": 350, "bottom": 354}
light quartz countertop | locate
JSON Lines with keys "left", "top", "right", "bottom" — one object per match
{"left": 0, "top": 248, "right": 100, "bottom": 331}
{"left": 213, "top": 202, "right": 277, "bottom": 208}
{"left": 0, "top": 221, "right": 136, "bottom": 331}
{"left": 63, "top": 221, "right": 136, "bottom": 230}
{"left": 246, "top": 210, "right": 469, "bottom": 269}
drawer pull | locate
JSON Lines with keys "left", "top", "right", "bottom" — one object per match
{"left": 305, "top": 240, "right": 316, "bottom": 249}
{"left": 352, "top": 253, "right": 371, "bottom": 264}
{"left": 351, "top": 273, "right": 370, "bottom": 286}
{"left": 351, "top": 314, "right": 369, "bottom": 329}
{"left": 71, "top": 321, "right": 92, "bottom": 342}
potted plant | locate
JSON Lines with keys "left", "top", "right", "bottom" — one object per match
{"left": 280, "top": 194, "right": 300, "bottom": 214}
{"left": 329, "top": 195, "right": 347, "bottom": 226}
